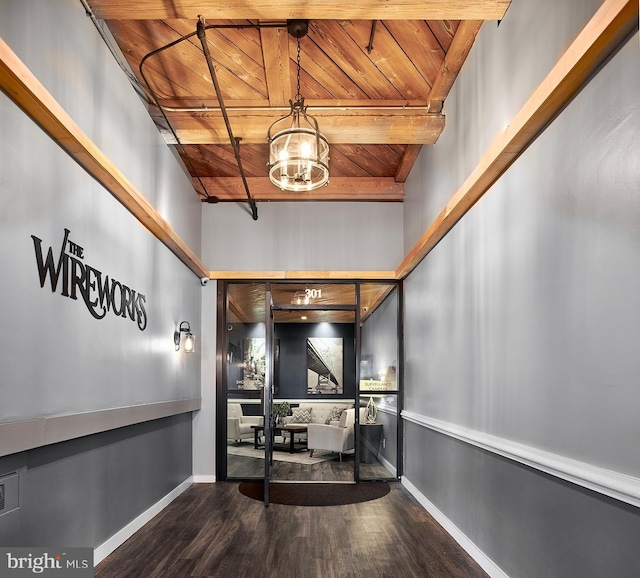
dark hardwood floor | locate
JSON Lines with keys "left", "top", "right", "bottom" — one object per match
{"left": 227, "top": 452, "right": 392, "bottom": 481}
{"left": 95, "top": 476, "right": 489, "bottom": 578}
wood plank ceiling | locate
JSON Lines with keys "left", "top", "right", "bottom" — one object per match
{"left": 227, "top": 281, "right": 396, "bottom": 324}
{"left": 86, "top": 1, "right": 511, "bottom": 204}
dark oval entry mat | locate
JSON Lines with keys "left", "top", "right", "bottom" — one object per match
{"left": 239, "top": 481, "right": 390, "bottom": 506}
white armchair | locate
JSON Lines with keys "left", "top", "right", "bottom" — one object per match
{"left": 307, "top": 408, "right": 355, "bottom": 461}
{"left": 227, "top": 403, "right": 263, "bottom": 445}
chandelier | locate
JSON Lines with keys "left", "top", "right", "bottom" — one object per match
{"left": 267, "top": 21, "right": 329, "bottom": 192}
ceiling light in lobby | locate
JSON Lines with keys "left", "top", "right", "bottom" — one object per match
{"left": 291, "top": 290, "right": 314, "bottom": 305}
{"left": 267, "top": 20, "right": 329, "bottom": 192}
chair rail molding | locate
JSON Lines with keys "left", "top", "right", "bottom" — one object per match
{"left": 0, "top": 398, "right": 202, "bottom": 457}
{"left": 402, "top": 410, "right": 640, "bottom": 509}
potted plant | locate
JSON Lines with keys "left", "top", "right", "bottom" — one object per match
{"left": 273, "top": 401, "right": 291, "bottom": 425}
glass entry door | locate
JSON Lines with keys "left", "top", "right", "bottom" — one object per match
{"left": 220, "top": 280, "right": 401, "bottom": 488}
{"left": 223, "top": 282, "right": 267, "bottom": 483}
{"left": 269, "top": 282, "right": 357, "bottom": 484}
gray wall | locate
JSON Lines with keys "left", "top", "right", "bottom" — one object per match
{"left": 0, "top": 414, "right": 192, "bottom": 548}
{"left": 201, "top": 201, "right": 403, "bottom": 272}
{"left": 0, "top": 0, "right": 201, "bottom": 547}
{"left": 403, "top": 0, "right": 640, "bottom": 575}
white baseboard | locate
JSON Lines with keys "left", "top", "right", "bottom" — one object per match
{"left": 401, "top": 477, "right": 508, "bottom": 578}
{"left": 378, "top": 454, "right": 396, "bottom": 477}
{"left": 94, "top": 476, "right": 193, "bottom": 566}
{"left": 193, "top": 475, "right": 216, "bottom": 483}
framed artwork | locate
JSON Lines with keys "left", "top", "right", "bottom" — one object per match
{"left": 307, "top": 337, "right": 343, "bottom": 395}
{"left": 242, "top": 337, "right": 265, "bottom": 390}
{"left": 235, "top": 338, "right": 279, "bottom": 392}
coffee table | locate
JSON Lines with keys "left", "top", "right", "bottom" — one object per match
{"left": 251, "top": 424, "right": 308, "bottom": 453}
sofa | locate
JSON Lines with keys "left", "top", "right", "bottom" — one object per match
{"left": 282, "top": 402, "right": 355, "bottom": 461}
{"left": 227, "top": 403, "right": 264, "bottom": 444}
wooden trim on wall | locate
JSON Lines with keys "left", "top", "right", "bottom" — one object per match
{"left": 210, "top": 270, "right": 397, "bottom": 280}
{"left": 0, "top": 38, "right": 209, "bottom": 279}
{"left": 396, "top": 0, "right": 639, "bottom": 279}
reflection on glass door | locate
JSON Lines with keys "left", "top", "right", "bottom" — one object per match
{"left": 358, "top": 284, "right": 400, "bottom": 480}
{"left": 225, "top": 282, "right": 266, "bottom": 480}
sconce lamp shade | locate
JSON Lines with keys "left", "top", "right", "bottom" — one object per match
{"left": 182, "top": 332, "right": 195, "bottom": 353}
{"left": 174, "top": 321, "right": 195, "bottom": 353}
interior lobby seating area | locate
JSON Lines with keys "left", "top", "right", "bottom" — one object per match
{"left": 1, "top": 1, "right": 639, "bottom": 577}
{"left": 307, "top": 407, "right": 357, "bottom": 462}
{"left": 227, "top": 403, "right": 264, "bottom": 445}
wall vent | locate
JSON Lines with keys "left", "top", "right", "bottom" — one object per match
{"left": 0, "top": 473, "right": 19, "bottom": 516}
{"left": 0, "top": 473, "right": 20, "bottom": 546}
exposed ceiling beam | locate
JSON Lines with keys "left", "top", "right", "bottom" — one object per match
{"left": 395, "top": 144, "right": 423, "bottom": 183}
{"left": 164, "top": 108, "right": 445, "bottom": 145}
{"left": 428, "top": 20, "right": 483, "bottom": 113}
{"left": 260, "top": 25, "right": 290, "bottom": 107}
{"left": 396, "top": 0, "right": 639, "bottom": 279}
{"left": 89, "top": 1, "right": 512, "bottom": 21}
{"left": 194, "top": 177, "right": 404, "bottom": 202}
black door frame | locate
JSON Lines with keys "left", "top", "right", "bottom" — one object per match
{"left": 216, "top": 279, "right": 403, "bottom": 483}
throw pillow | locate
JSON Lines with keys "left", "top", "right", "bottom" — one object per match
{"left": 290, "top": 407, "right": 312, "bottom": 423}
{"left": 325, "top": 406, "right": 345, "bottom": 424}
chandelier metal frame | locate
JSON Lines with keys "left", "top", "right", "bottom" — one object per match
{"left": 267, "top": 21, "right": 330, "bottom": 192}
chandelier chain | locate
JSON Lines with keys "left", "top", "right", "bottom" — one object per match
{"left": 295, "top": 37, "right": 302, "bottom": 102}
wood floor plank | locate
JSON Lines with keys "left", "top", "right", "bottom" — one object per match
{"left": 95, "top": 482, "right": 488, "bottom": 578}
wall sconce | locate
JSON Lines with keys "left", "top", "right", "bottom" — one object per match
{"left": 174, "top": 321, "right": 195, "bottom": 353}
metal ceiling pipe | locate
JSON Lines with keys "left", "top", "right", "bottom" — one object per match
{"left": 139, "top": 21, "right": 284, "bottom": 215}
{"left": 196, "top": 17, "right": 258, "bottom": 221}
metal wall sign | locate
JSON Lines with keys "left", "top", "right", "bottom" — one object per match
{"left": 31, "top": 228, "right": 148, "bottom": 330}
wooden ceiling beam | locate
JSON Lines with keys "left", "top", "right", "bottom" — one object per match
{"left": 260, "top": 25, "right": 291, "bottom": 107}
{"left": 194, "top": 177, "right": 404, "bottom": 202}
{"left": 395, "top": 144, "right": 423, "bottom": 183}
{"left": 89, "top": 1, "right": 512, "bottom": 21}
{"left": 165, "top": 109, "right": 445, "bottom": 145}
{"left": 427, "top": 20, "right": 483, "bottom": 113}
{"left": 156, "top": 99, "right": 430, "bottom": 109}
{"left": 397, "top": 0, "right": 639, "bottom": 279}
